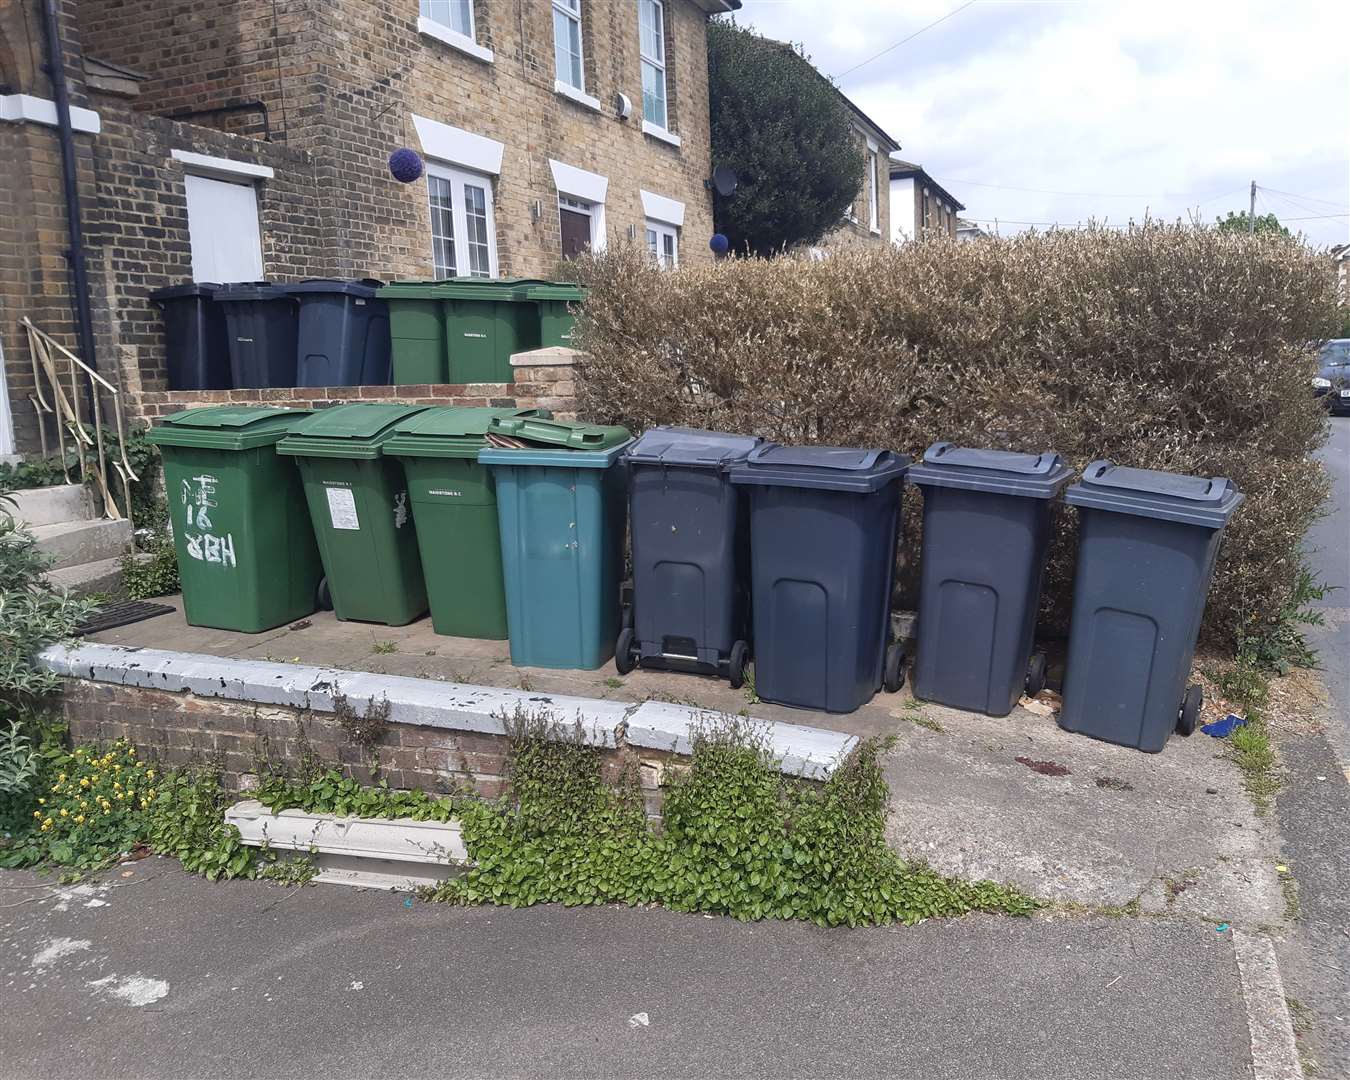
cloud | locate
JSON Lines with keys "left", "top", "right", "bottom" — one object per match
{"left": 729, "top": 0, "right": 1350, "bottom": 244}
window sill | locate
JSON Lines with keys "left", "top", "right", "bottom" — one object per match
{"left": 870, "top": 226, "right": 881, "bottom": 236}
{"left": 418, "top": 17, "right": 494, "bottom": 64}
{"left": 641, "top": 121, "right": 681, "bottom": 148}
{"left": 554, "top": 80, "right": 602, "bottom": 113}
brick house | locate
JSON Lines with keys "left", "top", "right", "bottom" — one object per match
{"left": 889, "top": 160, "right": 965, "bottom": 243}
{"left": 0, "top": 0, "right": 737, "bottom": 459}
{"left": 820, "top": 105, "right": 899, "bottom": 251}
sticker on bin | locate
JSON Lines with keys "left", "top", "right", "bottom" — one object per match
{"left": 326, "top": 486, "right": 360, "bottom": 530}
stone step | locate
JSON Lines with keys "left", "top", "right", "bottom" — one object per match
{"left": 44, "top": 552, "right": 152, "bottom": 597}
{"left": 30, "top": 517, "right": 132, "bottom": 570}
{"left": 6, "top": 483, "right": 94, "bottom": 527}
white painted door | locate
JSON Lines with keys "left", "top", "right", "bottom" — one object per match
{"left": 184, "top": 174, "right": 265, "bottom": 283}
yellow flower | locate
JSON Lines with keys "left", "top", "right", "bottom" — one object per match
{"left": 37, "top": 798, "right": 45, "bottom": 805}
{"left": 42, "top": 818, "right": 52, "bottom": 827}
{"left": 74, "top": 814, "right": 85, "bottom": 824}
{"left": 80, "top": 778, "right": 90, "bottom": 788}
{"left": 146, "top": 770, "right": 155, "bottom": 780}
{"left": 115, "top": 792, "right": 124, "bottom": 800}
{"left": 100, "top": 800, "right": 111, "bottom": 810}
{"left": 59, "top": 808, "right": 69, "bottom": 817}
{"left": 57, "top": 773, "right": 66, "bottom": 781}
{"left": 103, "top": 809, "right": 111, "bottom": 816}
{"left": 128, "top": 748, "right": 136, "bottom": 757}
{"left": 32, "top": 811, "right": 41, "bottom": 819}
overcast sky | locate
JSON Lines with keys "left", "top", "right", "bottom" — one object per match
{"left": 728, "top": 0, "right": 1350, "bottom": 246}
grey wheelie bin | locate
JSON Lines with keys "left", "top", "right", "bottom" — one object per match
{"left": 288, "top": 279, "right": 391, "bottom": 387}
{"left": 617, "top": 427, "right": 761, "bottom": 686}
{"left": 909, "top": 442, "right": 1073, "bottom": 716}
{"left": 214, "top": 281, "right": 299, "bottom": 388}
{"left": 150, "top": 282, "right": 230, "bottom": 390}
{"left": 728, "top": 445, "right": 911, "bottom": 713}
{"left": 1058, "top": 461, "right": 1243, "bottom": 752}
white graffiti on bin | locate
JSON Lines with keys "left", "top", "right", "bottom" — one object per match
{"left": 394, "top": 491, "right": 409, "bottom": 529}
{"left": 184, "top": 530, "right": 236, "bottom": 568}
{"left": 182, "top": 473, "right": 219, "bottom": 530}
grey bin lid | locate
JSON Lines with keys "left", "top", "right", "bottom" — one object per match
{"left": 285, "top": 277, "right": 385, "bottom": 298}
{"left": 213, "top": 281, "right": 292, "bottom": 303}
{"left": 149, "top": 281, "right": 221, "bottom": 303}
{"left": 1066, "top": 460, "right": 1244, "bottom": 529}
{"left": 907, "top": 441, "right": 1073, "bottom": 499}
{"left": 623, "top": 426, "right": 762, "bottom": 470}
{"left": 728, "top": 443, "right": 911, "bottom": 493}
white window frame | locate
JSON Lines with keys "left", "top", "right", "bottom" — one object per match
{"left": 559, "top": 195, "right": 605, "bottom": 257}
{"left": 867, "top": 151, "right": 879, "bottom": 232}
{"left": 417, "top": 0, "right": 493, "bottom": 64}
{"left": 426, "top": 162, "right": 498, "bottom": 278}
{"left": 638, "top": 0, "right": 671, "bottom": 135}
{"left": 553, "top": 0, "right": 586, "bottom": 93}
{"left": 645, "top": 220, "right": 679, "bottom": 268}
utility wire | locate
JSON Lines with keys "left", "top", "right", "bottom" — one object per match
{"left": 835, "top": 0, "right": 978, "bottom": 79}
{"left": 936, "top": 177, "right": 1248, "bottom": 202}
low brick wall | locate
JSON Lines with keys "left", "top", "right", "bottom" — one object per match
{"left": 59, "top": 680, "right": 673, "bottom": 812}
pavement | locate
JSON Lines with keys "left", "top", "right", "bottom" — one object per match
{"left": 1, "top": 858, "right": 1261, "bottom": 1080}
{"left": 1272, "top": 413, "right": 1350, "bottom": 1076}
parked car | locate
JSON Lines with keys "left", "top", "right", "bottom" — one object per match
{"left": 1313, "top": 339, "right": 1350, "bottom": 414}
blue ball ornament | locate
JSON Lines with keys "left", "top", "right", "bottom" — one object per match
{"left": 389, "top": 148, "right": 424, "bottom": 183}
{"left": 709, "top": 232, "right": 730, "bottom": 255}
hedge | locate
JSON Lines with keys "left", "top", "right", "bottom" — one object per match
{"left": 571, "top": 223, "right": 1338, "bottom": 648}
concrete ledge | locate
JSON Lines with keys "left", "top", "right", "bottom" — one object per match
{"left": 510, "top": 346, "right": 582, "bottom": 368}
{"left": 39, "top": 643, "right": 859, "bottom": 779}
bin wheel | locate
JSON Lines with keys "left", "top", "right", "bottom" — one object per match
{"left": 883, "top": 642, "right": 906, "bottom": 693}
{"left": 1025, "top": 652, "right": 1048, "bottom": 697}
{"left": 614, "top": 627, "right": 637, "bottom": 676}
{"left": 315, "top": 577, "right": 333, "bottom": 612}
{"left": 728, "top": 640, "right": 749, "bottom": 689}
{"left": 1177, "top": 684, "right": 1203, "bottom": 736}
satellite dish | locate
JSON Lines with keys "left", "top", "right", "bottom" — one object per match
{"left": 711, "top": 165, "right": 738, "bottom": 197}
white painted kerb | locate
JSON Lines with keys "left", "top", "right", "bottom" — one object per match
{"left": 39, "top": 643, "right": 858, "bottom": 779}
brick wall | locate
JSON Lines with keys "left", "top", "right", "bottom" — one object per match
{"left": 60, "top": 679, "right": 676, "bottom": 814}
{"left": 822, "top": 128, "right": 892, "bottom": 251}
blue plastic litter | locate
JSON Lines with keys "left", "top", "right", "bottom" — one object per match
{"left": 1201, "top": 713, "right": 1248, "bottom": 738}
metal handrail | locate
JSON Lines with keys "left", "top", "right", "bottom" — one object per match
{"left": 21, "top": 318, "right": 139, "bottom": 530}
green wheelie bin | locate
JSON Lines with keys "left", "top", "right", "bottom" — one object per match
{"left": 516, "top": 281, "right": 584, "bottom": 347}
{"left": 147, "top": 406, "right": 322, "bottom": 632}
{"left": 382, "top": 405, "right": 548, "bottom": 639}
{"left": 276, "top": 402, "right": 431, "bottom": 626}
{"left": 379, "top": 279, "right": 541, "bottom": 386}
{"left": 478, "top": 417, "right": 632, "bottom": 669}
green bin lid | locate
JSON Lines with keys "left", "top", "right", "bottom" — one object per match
{"left": 382, "top": 406, "right": 550, "bottom": 460}
{"left": 145, "top": 405, "right": 313, "bottom": 451}
{"left": 516, "top": 282, "right": 585, "bottom": 302}
{"left": 484, "top": 416, "right": 630, "bottom": 452}
{"left": 276, "top": 402, "right": 432, "bottom": 460}
{"left": 377, "top": 279, "right": 524, "bottom": 302}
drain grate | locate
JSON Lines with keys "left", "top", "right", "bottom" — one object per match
{"left": 75, "top": 599, "right": 175, "bottom": 636}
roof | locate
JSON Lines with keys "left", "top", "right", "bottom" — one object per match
{"left": 761, "top": 39, "right": 901, "bottom": 152}
{"left": 888, "top": 160, "right": 966, "bottom": 211}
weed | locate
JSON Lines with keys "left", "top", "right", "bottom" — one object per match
{"left": 333, "top": 692, "right": 392, "bottom": 753}
{"left": 1279, "top": 864, "right": 1300, "bottom": 921}
{"left": 371, "top": 638, "right": 398, "bottom": 655}
{"left": 743, "top": 670, "right": 760, "bottom": 705}
{"left": 603, "top": 677, "right": 624, "bottom": 690}
{"left": 906, "top": 713, "right": 945, "bottom": 734}
{"left": 1236, "top": 565, "right": 1333, "bottom": 675}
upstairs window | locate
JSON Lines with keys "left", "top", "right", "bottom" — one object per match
{"left": 638, "top": 0, "right": 667, "bottom": 129}
{"left": 421, "top": 0, "right": 472, "bottom": 38}
{"left": 553, "top": 0, "right": 585, "bottom": 91}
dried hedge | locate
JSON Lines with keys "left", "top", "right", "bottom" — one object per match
{"left": 571, "top": 224, "right": 1339, "bottom": 648}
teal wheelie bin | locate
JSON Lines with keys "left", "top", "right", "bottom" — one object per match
{"left": 478, "top": 417, "right": 632, "bottom": 668}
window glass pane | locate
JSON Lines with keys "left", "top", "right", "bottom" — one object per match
{"left": 641, "top": 61, "right": 667, "bottom": 127}
{"left": 421, "top": 0, "right": 471, "bottom": 36}
{"left": 463, "top": 182, "right": 491, "bottom": 277}
{"left": 639, "top": 0, "right": 663, "bottom": 61}
{"left": 553, "top": 6, "right": 584, "bottom": 89}
{"left": 663, "top": 232, "right": 676, "bottom": 266}
{"left": 646, "top": 228, "right": 658, "bottom": 255}
{"left": 428, "top": 174, "right": 457, "bottom": 277}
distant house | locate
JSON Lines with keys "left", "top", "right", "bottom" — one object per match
{"left": 1332, "top": 243, "right": 1350, "bottom": 306}
{"left": 889, "top": 161, "right": 965, "bottom": 242}
{"left": 821, "top": 101, "right": 901, "bottom": 250}
{"left": 955, "top": 217, "right": 989, "bottom": 242}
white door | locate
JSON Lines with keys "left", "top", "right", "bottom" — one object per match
{"left": 184, "top": 174, "right": 265, "bottom": 282}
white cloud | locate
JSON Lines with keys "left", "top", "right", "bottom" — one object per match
{"left": 729, "top": 0, "right": 1350, "bottom": 244}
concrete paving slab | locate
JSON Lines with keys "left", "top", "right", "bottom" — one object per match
{"left": 74, "top": 599, "right": 1282, "bottom": 921}
{"left": 0, "top": 860, "right": 1260, "bottom": 1080}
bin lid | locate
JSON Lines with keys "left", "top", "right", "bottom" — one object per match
{"left": 728, "top": 444, "right": 911, "bottom": 493}
{"left": 213, "top": 281, "right": 292, "bottom": 303}
{"left": 276, "top": 402, "right": 432, "bottom": 460}
{"left": 907, "top": 442, "right": 1073, "bottom": 499}
{"left": 149, "top": 281, "right": 220, "bottom": 302}
{"left": 478, "top": 438, "right": 633, "bottom": 470}
{"left": 483, "top": 416, "right": 631, "bottom": 452}
{"left": 377, "top": 279, "right": 524, "bottom": 302}
{"left": 1065, "top": 460, "right": 1244, "bottom": 528}
{"left": 515, "top": 282, "right": 585, "bottom": 302}
{"left": 382, "top": 406, "right": 550, "bottom": 459}
{"left": 146, "top": 405, "right": 312, "bottom": 451}
{"left": 285, "top": 278, "right": 385, "bottom": 298}
{"left": 623, "top": 426, "right": 761, "bottom": 470}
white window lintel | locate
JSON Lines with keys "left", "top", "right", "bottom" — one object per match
{"left": 417, "top": 17, "right": 494, "bottom": 64}
{"left": 0, "top": 93, "right": 101, "bottom": 135}
{"left": 412, "top": 114, "right": 504, "bottom": 175}
{"left": 640, "top": 189, "right": 685, "bottom": 227}
{"left": 641, "top": 120, "right": 681, "bottom": 148}
{"left": 550, "top": 159, "right": 609, "bottom": 205}
{"left": 171, "top": 149, "right": 274, "bottom": 180}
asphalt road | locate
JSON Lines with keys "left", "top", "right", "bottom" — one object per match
{"left": 0, "top": 859, "right": 1253, "bottom": 1080}
{"left": 1275, "top": 413, "right": 1350, "bottom": 1075}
